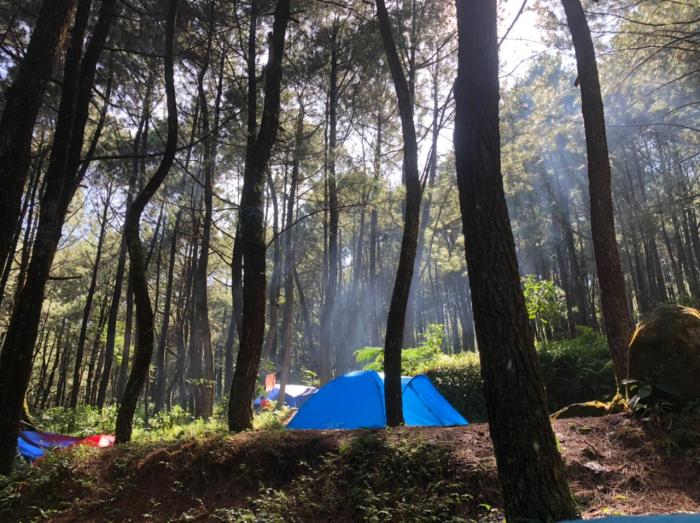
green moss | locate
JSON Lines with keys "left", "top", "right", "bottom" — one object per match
{"left": 628, "top": 305, "right": 700, "bottom": 404}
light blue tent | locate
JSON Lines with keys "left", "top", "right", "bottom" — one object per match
{"left": 287, "top": 370, "right": 468, "bottom": 429}
{"left": 254, "top": 384, "right": 317, "bottom": 409}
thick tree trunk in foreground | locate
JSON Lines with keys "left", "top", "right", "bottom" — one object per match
{"left": 0, "top": 0, "right": 117, "bottom": 475}
{"left": 453, "top": 1, "right": 579, "bottom": 520}
{"left": 115, "top": 0, "right": 179, "bottom": 443}
{"left": 0, "top": 0, "right": 75, "bottom": 274}
{"left": 375, "top": 0, "right": 422, "bottom": 427}
{"left": 228, "top": 0, "right": 290, "bottom": 432}
{"left": 562, "top": 0, "right": 633, "bottom": 384}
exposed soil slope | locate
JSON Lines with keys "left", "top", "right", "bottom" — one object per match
{"left": 3, "top": 414, "right": 700, "bottom": 521}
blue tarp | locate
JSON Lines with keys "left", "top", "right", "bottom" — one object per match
{"left": 17, "top": 430, "right": 115, "bottom": 462}
{"left": 254, "top": 384, "right": 317, "bottom": 409}
{"left": 287, "top": 370, "right": 468, "bottom": 429}
{"left": 17, "top": 431, "right": 82, "bottom": 461}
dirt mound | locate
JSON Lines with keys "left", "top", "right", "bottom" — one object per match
{"left": 2, "top": 415, "right": 700, "bottom": 521}
{"left": 628, "top": 305, "right": 700, "bottom": 402}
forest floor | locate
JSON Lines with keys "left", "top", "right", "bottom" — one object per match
{"left": 2, "top": 413, "right": 700, "bottom": 522}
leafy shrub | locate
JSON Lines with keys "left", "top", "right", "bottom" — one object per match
{"left": 537, "top": 327, "right": 616, "bottom": 411}
{"left": 253, "top": 407, "right": 292, "bottom": 430}
{"left": 522, "top": 275, "right": 566, "bottom": 327}
{"left": 36, "top": 405, "right": 119, "bottom": 436}
{"left": 355, "top": 323, "right": 444, "bottom": 374}
{"left": 420, "top": 328, "right": 616, "bottom": 421}
{"left": 420, "top": 352, "right": 488, "bottom": 422}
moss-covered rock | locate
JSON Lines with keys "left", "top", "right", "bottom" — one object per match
{"left": 628, "top": 305, "right": 700, "bottom": 403}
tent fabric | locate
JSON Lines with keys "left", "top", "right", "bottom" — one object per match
{"left": 267, "top": 384, "right": 317, "bottom": 408}
{"left": 17, "top": 430, "right": 115, "bottom": 462}
{"left": 287, "top": 370, "right": 467, "bottom": 430}
{"left": 255, "top": 384, "right": 317, "bottom": 409}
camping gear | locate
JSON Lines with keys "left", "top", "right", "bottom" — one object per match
{"left": 18, "top": 429, "right": 115, "bottom": 462}
{"left": 255, "top": 384, "right": 317, "bottom": 410}
{"left": 287, "top": 370, "right": 467, "bottom": 429}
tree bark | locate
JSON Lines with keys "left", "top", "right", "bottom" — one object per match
{"left": 562, "top": 0, "right": 633, "bottom": 383}
{"left": 227, "top": 0, "right": 257, "bottom": 388}
{"left": 115, "top": 0, "right": 179, "bottom": 443}
{"left": 97, "top": 189, "right": 131, "bottom": 409}
{"left": 84, "top": 290, "right": 110, "bottom": 404}
{"left": 0, "top": 0, "right": 118, "bottom": 474}
{"left": 277, "top": 103, "right": 303, "bottom": 408}
{"left": 0, "top": 0, "right": 76, "bottom": 274}
{"left": 189, "top": 30, "right": 220, "bottom": 417}
{"left": 262, "top": 168, "right": 282, "bottom": 363}
{"left": 153, "top": 213, "right": 180, "bottom": 414}
{"left": 454, "top": 1, "right": 579, "bottom": 520}
{"left": 375, "top": 0, "right": 422, "bottom": 427}
{"left": 319, "top": 21, "right": 340, "bottom": 384}
{"left": 228, "top": 0, "right": 290, "bottom": 432}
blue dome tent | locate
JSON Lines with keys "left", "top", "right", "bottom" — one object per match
{"left": 287, "top": 370, "right": 467, "bottom": 429}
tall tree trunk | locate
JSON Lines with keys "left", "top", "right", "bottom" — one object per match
{"left": 10, "top": 163, "right": 42, "bottom": 313}
{"left": 97, "top": 208, "right": 129, "bottom": 407}
{"left": 69, "top": 185, "right": 113, "bottom": 407}
{"left": 375, "top": 0, "right": 422, "bottom": 427}
{"left": 227, "top": 0, "right": 257, "bottom": 386}
{"left": 454, "top": 1, "right": 578, "bottom": 520}
{"left": 277, "top": 102, "right": 303, "bottom": 408}
{"left": 189, "top": 29, "right": 220, "bottom": 418}
{"left": 0, "top": 0, "right": 118, "bottom": 474}
{"left": 153, "top": 213, "right": 180, "bottom": 414}
{"left": 228, "top": 0, "right": 290, "bottom": 432}
{"left": 410, "top": 53, "right": 443, "bottom": 345}
{"left": 262, "top": 168, "right": 282, "bottom": 363}
{"left": 562, "top": 0, "right": 633, "bottom": 383}
{"left": 40, "top": 319, "right": 66, "bottom": 409}
{"left": 319, "top": 21, "right": 340, "bottom": 384}
{"left": 294, "top": 267, "right": 314, "bottom": 363}
{"left": 115, "top": 0, "right": 179, "bottom": 443}
{"left": 84, "top": 290, "right": 110, "bottom": 404}
{"left": 368, "top": 109, "right": 383, "bottom": 346}
{"left": 0, "top": 0, "right": 76, "bottom": 274}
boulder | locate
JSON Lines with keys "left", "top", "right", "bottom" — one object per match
{"left": 628, "top": 305, "right": 700, "bottom": 403}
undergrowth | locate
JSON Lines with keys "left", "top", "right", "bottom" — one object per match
{"left": 202, "top": 432, "right": 476, "bottom": 522}
{"left": 0, "top": 430, "right": 486, "bottom": 522}
{"left": 422, "top": 327, "right": 616, "bottom": 421}
{"left": 31, "top": 403, "right": 291, "bottom": 442}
